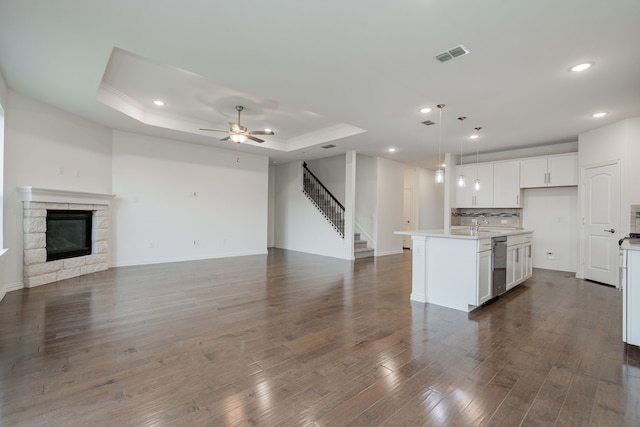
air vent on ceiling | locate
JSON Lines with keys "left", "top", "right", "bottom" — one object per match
{"left": 322, "top": 144, "right": 336, "bottom": 149}
{"left": 435, "top": 45, "right": 470, "bottom": 63}
{"left": 421, "top": 120, "right": 436, "bottom": 126}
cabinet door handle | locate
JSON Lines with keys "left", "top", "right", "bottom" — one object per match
{"left": 516, "top": 247, "right": 519, "bottom": 263}
{"left": 516, "top": 194, "right": 519, "bottom": 205}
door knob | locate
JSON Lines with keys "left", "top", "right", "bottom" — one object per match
{"left": 604, "top": 228, "right": 616, "bottom": 233}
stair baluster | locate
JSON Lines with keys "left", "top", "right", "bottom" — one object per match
{"left": 302, "top": 162, "right": 345, "bottom": 238}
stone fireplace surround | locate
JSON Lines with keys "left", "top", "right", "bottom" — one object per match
{"left": 18, "top": 187, "right": 115, "bottom": 288}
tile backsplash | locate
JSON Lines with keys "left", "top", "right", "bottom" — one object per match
{"left": 632, "top": 205, "right": 640, "bottom": 234}
{"left": 451, "top": 208, "right": 523, "bottom": 228}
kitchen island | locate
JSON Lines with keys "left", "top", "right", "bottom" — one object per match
{"left": 621, "top": 240, "right": 640, "bottom": 346}
{"left": 395, "top": 228, "right": 533, "bottom": 312}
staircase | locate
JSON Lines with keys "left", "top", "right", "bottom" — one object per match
{"left": 302, "top": 162, "right": 345, "bottom": 237}
{"left": 302, "top": 162, "right": 374, "bottom": 259}
{"left": 354, "top": 233, "right": 374, "bottom": 259}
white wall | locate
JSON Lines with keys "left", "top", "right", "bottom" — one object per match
{"left": 0, "top": 72, "right": 7, "bottom": 300}
{"left": 417, "top": 167, "right": 444, "bottom": 229}
{"left": 375, "top": 157, "right": 404, "bottom": 256}
{"left": 579, "top": 117, "right": 640, "bottom": 274}
{"left": 522, "top": 187, "right": 579, "bottom": 272}
{"left": 3, "top": 91, "right": 112, "bottom": 291}
{"left": 111, "top": 131, "right": 268, "bottom": 266}
{"left": 305, "top": 155, "right": 346, "bottom": 203}
{"left": 267, "top": 164, "right": 276, "bottom": 247}
{"left": 626, "top": 118, "right": 640, "bottom": 215}
{"left": 355, "top": 154, "right": 376, "bottom": 244}
{"left": 274, "top": 161, "right": 350, "bottom": 259}
{"left": 0, "top": 69, "right": 7, "bottom": 106}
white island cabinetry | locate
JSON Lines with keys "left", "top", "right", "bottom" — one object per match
{"left": 622, "top": 241, "right": 640, "bottom": 347}
{"left": 478, "top": 239, "right": 493, "bottom": 305}
{"left": 396, "top": 229, "right": 534, "bottom": 312}
{"left": 506, "top": 233, "right": 533, "bottom": 291}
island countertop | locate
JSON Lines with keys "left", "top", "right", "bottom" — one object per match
{"left": 394, "top": 228, "right": 534, "bottom": 240}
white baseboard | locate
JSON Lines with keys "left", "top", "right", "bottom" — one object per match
{"left": 0, "top": 281, "right": 24, "bottom": 302}
{"left": 375, "top": 249, "right": 404, "bottom": 257}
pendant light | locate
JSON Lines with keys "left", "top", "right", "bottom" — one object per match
{"left": 435, "top": 104, "right": 445, "bottom": 183}
{"left": 473, "top": 127, "right": 482, "bottom": 191}
{"left": 457, "top": 116, "right": 466, "bottom": 188}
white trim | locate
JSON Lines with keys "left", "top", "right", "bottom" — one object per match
{"left": 17, "top": 187, "right": 115, "bottom": 205}
{"left": 354, "top": 221, "right": 376, "bottom": 249}
{"left": 375, "top": 249, "right": 404, "bottom": 257}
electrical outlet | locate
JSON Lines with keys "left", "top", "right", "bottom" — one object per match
{"left": 149, "top": 242, "right": 155, "bottom": 249}
{"left": 546, "top": 252, "right": 556, "bottom": 260}
{"left": 193, "top": 240, "right": 200, "bottom": 246}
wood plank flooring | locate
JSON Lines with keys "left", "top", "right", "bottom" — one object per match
{"left": 1, "top": 248, "right": 639, "bottom": 426}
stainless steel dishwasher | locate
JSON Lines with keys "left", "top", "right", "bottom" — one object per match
{"left": 492, "top": 236, "right": 507, "bottom": 296}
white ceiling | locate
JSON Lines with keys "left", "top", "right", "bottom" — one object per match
{"left": 1, "top": 0, "right": 639, "bottom": 168}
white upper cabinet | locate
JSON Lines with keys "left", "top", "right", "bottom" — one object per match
{"left": 520, "top": 153, "right": 578, "bottom": 188}
{"left": 456, "top": 163, "right": 494, "bottom": 208}
{"left": 493, "top": 161, "right": 521, "bottom": 207}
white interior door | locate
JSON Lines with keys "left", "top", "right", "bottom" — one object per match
{"left": 403, "top": 188, "right": 413, "bottom": 249}
{"left": 583, "top": 162, "right": 620, "bottom": 286}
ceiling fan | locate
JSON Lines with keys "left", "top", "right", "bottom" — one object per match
{"left": 199, "top": 105, "right": 274, "bottom": 143}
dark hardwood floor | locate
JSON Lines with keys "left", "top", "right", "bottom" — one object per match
{"left": 1, "top": 248, "right": 639, "bottom": 426}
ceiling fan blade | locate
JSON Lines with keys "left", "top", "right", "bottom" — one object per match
{"left": 199, "top": 128, "right": 227, "bottom": 132}
{"left": 220, "top": 136, "right": 231, "bottom": 141}
{"left": 249, "top": 130, "right": 275, "bottom": 136}
{"left": 247, "top": 135, "right": 265, "bottom": 143}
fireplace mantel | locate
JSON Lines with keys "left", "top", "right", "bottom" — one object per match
{"left": 18, "top": 187, "right": 115, "bottom": 205}
{"left": 19, "top": 187, "right": 114, "bottom": 288}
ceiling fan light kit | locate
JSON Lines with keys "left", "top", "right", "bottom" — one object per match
{"left": 200, "top": 105, "right": 274, "bottom": 144}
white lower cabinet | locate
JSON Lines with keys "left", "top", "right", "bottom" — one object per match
{"left": 506, "top": 233, "right": 533, "bottom": 291}
{"left": 523, "top": 241, "right": 533, "bottom": 279}
{"left": 478, "top": 241, "right": 492, "bottom": 305}
{"left": 622, "top": 244, "right": 640, "bottom": 346}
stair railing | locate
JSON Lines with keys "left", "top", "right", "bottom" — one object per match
{"left": 302, "top": 162, "right": 345, "bottom": 238}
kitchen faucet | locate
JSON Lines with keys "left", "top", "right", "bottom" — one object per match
{"left": 471, "top": 218, "right": 489, "bottom": 231}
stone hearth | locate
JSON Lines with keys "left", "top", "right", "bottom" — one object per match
{"left": 18, "top": 187, "right": 115, "bottom": 288}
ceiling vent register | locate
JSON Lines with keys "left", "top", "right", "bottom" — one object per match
{"left": 435, "top": 45, "right": 470, "bottom": 63}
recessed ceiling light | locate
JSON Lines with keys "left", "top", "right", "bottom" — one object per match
{"left": 153, "top": 100, "right": 165, "bottom": 106}
{"left": 419, "top": 107, "right": 432, "bottom": 114}
{"left": 442, "top": 163, "right": 447, "bottom": 168}
{"left": 469, "top": 134, "right": 479, "bottom": 139}
{"left": 591, "top": 112, "right": 607, "bottom": 118}
{"left": 388, "top": 148, "right": 397, "bottom": 152}
{"left": 264, "top": 128, "right": 272, "bottom": 133}
{"left": 570, "top": 63, "right": 593, "bottom": 72}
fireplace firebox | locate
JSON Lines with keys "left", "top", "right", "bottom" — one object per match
{"left": 46, "top": 210, "right": 93, "bottom": 261}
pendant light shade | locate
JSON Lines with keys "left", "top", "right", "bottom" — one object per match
{"left": 473, "top": 127, "right": 482, "bottom": 191}
{"left": 457, "top": 116, "right": 466, "bottom": 188}
{"left": 435, "top": 104, "right": 445, "bottom": 184}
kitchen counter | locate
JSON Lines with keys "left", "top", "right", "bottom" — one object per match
{"left": 395, "top": 228, "right": 534, "bottom": 240}
{"left": 396, "top": 228, "right": 534, "bottom": 312}
{"left": 621, "top": 240, "right": 640, "bottom": 251}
